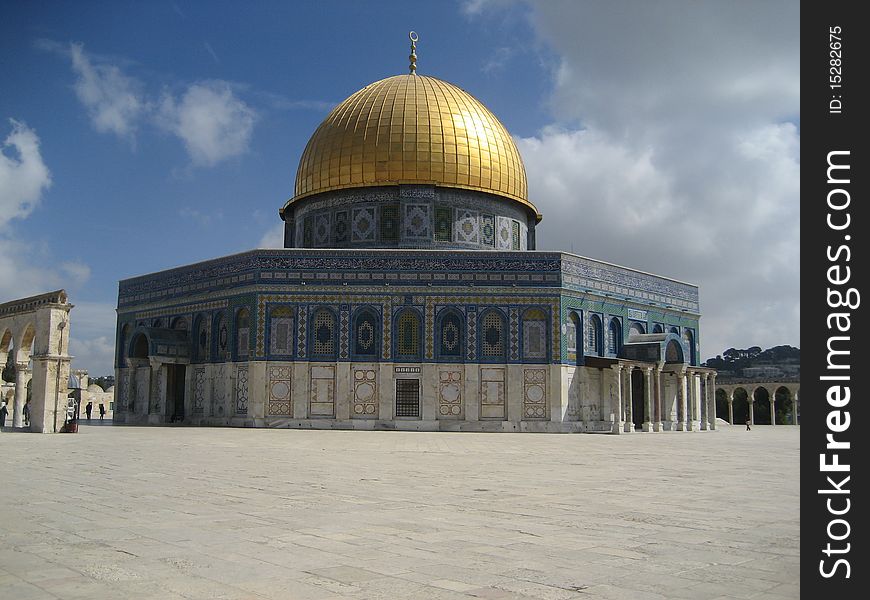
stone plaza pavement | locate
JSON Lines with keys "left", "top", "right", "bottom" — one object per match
{"left": 0, "top": 424, "right": 799, "bottom": 600}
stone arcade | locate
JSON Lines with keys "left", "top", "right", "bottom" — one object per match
{"left": 114, "top": 55, "right": 716, "bottom": 433}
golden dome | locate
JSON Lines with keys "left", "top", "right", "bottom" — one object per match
{"left": 290, "top": 74, "right": 537, "bottom": 218}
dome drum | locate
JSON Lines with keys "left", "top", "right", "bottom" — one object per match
{"left": 282, "top": 184, "right": 535, "bottom": 251}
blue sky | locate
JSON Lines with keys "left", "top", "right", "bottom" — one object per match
{"left": 1, "top": 1, "right": 800, "bottom": 375}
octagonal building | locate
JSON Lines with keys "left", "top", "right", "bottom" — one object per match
{"left": 114, "top": 61, "right": 716, "bottom": 433}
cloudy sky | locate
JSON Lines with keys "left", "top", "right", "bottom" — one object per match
{"left": 1, "top": 1, "right": 799, "bottom": 375}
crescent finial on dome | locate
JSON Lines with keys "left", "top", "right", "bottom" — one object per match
{"left": 409, "top": 31, "right": 418, "bottom": 75}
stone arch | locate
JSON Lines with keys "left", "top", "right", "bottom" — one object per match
{"left": 479, "top": 308, "right": 507, "bottom": 362}
{"left": 129, "top": 331, "right": 150, "bottom": 359}
{"left": 628, "top": 322, "right": 645, "bottom": 338}
{"left": 630, "top": 367, "right": 645, "bottom": 429}
{"left": 18, "top": 322, "right": 36, "bottom": 363}
{"left": 664, "top": 339, "right": 684, "bottom": 364}
{"left": 715, "top": 388, "right": 729, "bottom": 423}
{"left": 394, "top": 307, "right": 423, "bottom": 361}
{"left": 351, "top": 305, "right": 381, "bottom": 360}
{"left": 752, "top": 387, "right": 771, "bottom": 424}
{"left": 732, "top": 387, "right": 750, "bottom": 425}
{"left": 773, "top": 386, "right": 795, "bottom": 425}
{"left": 436, "top": 308, "right": 464, "bottom": 361}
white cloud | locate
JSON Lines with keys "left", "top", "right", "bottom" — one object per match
{"left": 157, "top": 81, "right": 257, "bottom": 167}
{"left": 0, "top": 120, "right": 52, "bottom": 229}
{"left": 258, "top": 222, "right": 285, "bottom": 248}
{"left": 478, "top": 1, "right": 800, "bottom": 359}
{"left": 69, "top": 43, "right": 144, "bottom": 140}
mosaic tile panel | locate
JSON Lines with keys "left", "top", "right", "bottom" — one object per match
{"left": 212, "top": 365, "right": 227, "bottom": 416}
{"left": 351, "top": 207, "right": 376, "bottom": 241}
{"left": 467, "top": 310, "right": 477, "bottom": 360}
{"left": 310, "top": 365, "right": 335, "bottom": 417}
{"left": 267, "top": 365, "right": 292, "bottom": 416}
{"left": 296, "top": 305, "right": 307, "bottom": 358}
{"left": 352, "top": 366, "right": 378, "bottom": 418}
{"left": 312, "top": 309, "right": 335, "bottom": 357}
{"left": 454, "top": 209, "right": 480, "bottom": 244}
{"left": 269, "top": 315, "right": 294, "bottom": 355}
{"left": 193, "top": 367, "right": 206, "bottom": 414}
{"left": 522, "top": 313, "right": 548, "bottom": 360}
{"left": 339, "top": 307, "right": 350, "bottom": 359}
{"left": 496, "top": 216, "right": 512, "bottom": 250}
{"left": 403, "top": 203, "right": 431, "bottom": 239}
{"left": 523, "top": 368, "right": 547, "bottom": 420}
{"left": 509, "top": 308, "right": 520, "bottom": 360}
{"left": 480, "top": 368, "right": 506, "bottom": 419}
{"left": 482, "top": 311, "right": 505, "bottom": 359}
{"left": 314, "top": 213, "right": 331, "bottom": 247}
{"left": 438, "top": 369, "right": 463, "bottom": 418}
{"left": 235, "top": 365, "right": 248, "bottom": 415}
{"left": 511, "top": 221, "right": 520, "bottom": 250}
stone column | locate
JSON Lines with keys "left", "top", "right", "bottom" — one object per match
{"left": 748, "top": 392, "right": 755, "bottom": 425}
{"left": 611, "top": 364, "right": 623, "bottom": 434}
{"left": 727, "top": 391, "right": 734, "bottom": 425}
{"left": 676, "top": 371, "right": 688, "bottom": 431}
{"left": 699, "top": 373, "right": 707, "bottom": 431}
{"left": 686, "top": 372, "right": 697, "bottom": 431}
{"left": 708, "top": 374, "right": 717, "bottom": 430}
{"left": 623, "top": 367, "right": 633, "bottom": 433}
{"left": 13, "top": 363, "right": 30, "bottom": 428}
{"left": 653, "top": 365, "right": 663, "bottom": 432}
{"left": 643, "top": 367, "right": 653, "bottom": 432}
{"left": 769, "top": 389, "right": 776, "bottom": 426}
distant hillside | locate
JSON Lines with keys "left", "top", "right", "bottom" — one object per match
{"left": 703, "top": 345, "right": 800, "bottom": 380}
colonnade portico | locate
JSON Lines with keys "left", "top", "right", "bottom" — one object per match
{"left": 0, "top": 291, "right": 73, "bottom": 433}
{"left": 605, "top": 361, "right": 717, "bottom": 434}
{"left": 716, "top": 381, "right": 800, "bottom": 426}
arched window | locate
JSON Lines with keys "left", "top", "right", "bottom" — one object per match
{"left": 352, "top": 307, "right": 379, "bottom": 359}
{"left": 608, "top": 318, "right": 622, "bottom": 356}
{"left": 395, "top": 309, "right": 422, "bottom": 360}
{"left": 152, "top": 318, "right": 164, "bottom": 328}
{"left": 665, "top": 339, "right": 684, "bottom": 363}
{"left": 683, "top": 329, "right": 696, "bottom": 365}
{"left": 437, "top": 310, "right": 464, "bottom": 359}
{"left": 236, "top": 308, "right": 250, "bottom": 358}
{"left": 130, "top": 332, "right": 149, "bottom": 359}
{"left": 669, "top": 326, "right": 680, "bottom": 335}
{"left": 172, "top": 316, "right": 188, "bottom": 331}
{"left": 311, "top": 308, "right": 336, "bottom": 359}
{"left": 480, "top": 309, "right": 506, "bottom": 361}
{"left": 522, "top": 308, "right": 548, "bottom": 361}
{"left": 269, "top": 306, "right": 294, "bottom": 356}
{"left": 588, "top": 314, "right": 603, "bottom": 356}
{"left": 566, "top": 311, "right": 580, "bottom": 364}
{"left": 652, "top": 323, "right": 664, "bottom": 334}
{"left": 629, "top": 322, "right": 645, "bottom": 338}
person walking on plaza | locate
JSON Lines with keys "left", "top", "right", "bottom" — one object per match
{"left": 745, "top": 418, "right": 751, "bottom": 431}
{"left": 85, "top": 401, "right": 93, "bottom": 421}
{"left": 23, "top": 400, "right": 31, "bottom": 426}
{"left": 0, "top": 401, "right": 8, "bottom": 428}
{"left": 99, "top": 403, "right": 106, "bottom": 421}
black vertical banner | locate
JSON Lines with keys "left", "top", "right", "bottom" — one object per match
{"left": 803, "top": 2, "right": 868, "bottom": 596}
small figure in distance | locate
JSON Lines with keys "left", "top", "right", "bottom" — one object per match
{"left": 0, "top": 401, "right": 7, "bottom": 429}
{"left": 99, "top": 403, "right": 106, "bottom": 422}
{"left": 86, "top": 401, "right": 93, "bottom": 421}
{"left": 745, "top": 418, "right": 751, "bottom": 431}
{"left": 23, "top": 399, "right": 31, "bottom": 426}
